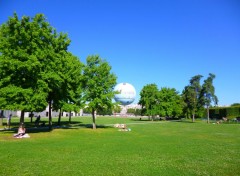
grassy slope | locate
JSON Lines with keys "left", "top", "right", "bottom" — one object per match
{"left": 0, "top": 117, "right": 239, "bottom": 176}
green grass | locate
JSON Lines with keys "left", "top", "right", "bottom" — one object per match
{"left": 0, "top": 117, "right": 239, "bottom": 176}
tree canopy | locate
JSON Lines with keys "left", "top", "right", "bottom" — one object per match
{"left": 158, "top": 87, "right": 183, "bottom": 118}
{"left": 139, "top": 84, "right": 183, "bottom": 120}
{"left": 0, "top": 13, "right": 83, "bottom": 128}
{"left": 82, "top": 55, "right": 117, "bottom": 129}
{"left": 182, "top": 75, "right": 203, "bottom": 122}
{"left": 200, "top": 73, "right": 218, "bottom": 123}
{"left": 139, "top": 83, "right": 159, "bottom": 120}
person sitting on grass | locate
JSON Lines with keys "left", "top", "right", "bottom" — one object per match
{"left": 13, "top": 123, "right": 26, "bottom": 138}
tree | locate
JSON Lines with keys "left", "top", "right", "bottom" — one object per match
{"left": 139, "top": 84, "right": 159, "bottom": 120}
{"left": 182, "top": 75, "right": 203, "bottom": 122}
{"left": 82, "top": 55, "right": 117, "bottom": 129}
{"left": 231, "top": 103, "right": 240, "bottom": 107}
{"left": 97, "top": 107, "right": 113, "bottom": 116}
{"left": 200, "top": 73, "right": 218, "bottom": 123}
{"left": 127, "top": 108, "right": 136, "bottom": 114}
{"left": 158, "top": 87, "right": 183, "bottom": 118}
{"left": 54, "top": 52, "right": 84, "bottom": 125}
{"left": 0, "top": 13, "right": 49, "bottom": 124}
{"left": 113, "top": 104, "right": 121, "bottom": 114}
{"left": 0, "top": 13, "right": 73, "bottom": 129}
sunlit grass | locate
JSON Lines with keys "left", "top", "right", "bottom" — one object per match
{"left": 0, "top": 116, "right": 239, "bottom": 176}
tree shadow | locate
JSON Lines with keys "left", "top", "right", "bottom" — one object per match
{"left": 170, "top": 120, "right": 195, "bottom": 123}
{"left": 130, "top": 118, "right": 152, "bottom": 122}
{"left": 1, "top": 120, "right": 113, "bottom": 134}
{"left": 59, "top": 123, "right": 112, "bottom": 129}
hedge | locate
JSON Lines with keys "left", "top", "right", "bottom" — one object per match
{"left": 208, "top": 106, "right": 240, "bottom": 119}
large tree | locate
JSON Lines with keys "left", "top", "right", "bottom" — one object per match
{"left": 55, "top": 52, "right": 84, "bottom": 125}
{"left": 200, "top": 73, "right": 218, "bottom": 123}
{"left": 182, "top": 75, "right": 203, "bottom": 122}
{"left": 82, "top": 55, "right": 117, "bottom": 129}
{"left": 138, "top": 84, "right": 159, "bottom": 120}
{"left": 0, "top": 13, "right": 73, "bottom": 129}
{"left": 158, "top": 87, "right": 183, "bottom": 118}
{"left": 0, "top": 13, "right": 49, "bottom": 124}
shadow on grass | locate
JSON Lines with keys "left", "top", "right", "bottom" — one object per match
{"left": 129, "top": 118, "right": 183, "bottom": 123}
{"left": 59, "top": 123, "right": 113, "bottom": 129}
{"left": 130, "top": 118, "right": 151, "bottom": 122}
{"left": 1, "top": 120, "right": 113, "bottom": 134}
{"left": 171, "top": 120, "right": 195, "bottom": 123}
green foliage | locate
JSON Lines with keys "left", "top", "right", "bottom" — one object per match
{"left": 134, "top": 109, "right": 142, "bottom": 116}
{"left": 209, "top": 106, "right": 240, "bottom": 119}
{"left": 158, "top": 87, "right": 183, "bottom": 117}
{"left": 112, "top": 104, "right": 121, "bottom": 113}
{"left": 139, "top": 83, "right": 159, "bottom": 118}
{"left": 82, "top": 55, "right": 117, "bottom": 128}
{"left": 0, "top": 13, "right": 84, "bottom": 128}
{"left": 55, "top": 52, "right": 84, "bottom": 113}
{"left": 0, "top": 13, "right": 51, "bottom": 112}
{"left": 182, "top": 75, "right": 203, "bottom": 121}
{"left": 83, "top": 106, "right": 91, "bottom": 114}
{"left": 97, "top": 107, "right": 113, "bottom": 116}
{"left": 127, "top": 108, "right": 136, "bottom": 114}
{"left": 200, "top": 73, "right": 218, "bottom": 107}
{"left": 182, "top": 73, "right": 218, "bottom": 122}
{"left": 139, "top": 84, "right": 183, "bottom": 119}
{"left": 200, "top": 73, "right": 218, "bottom": 123}
{"left": 127, "top": 108, "right": 142, "bottom": 116}
{"left": 231, "top": 103, "right": 240, "bottom": 107}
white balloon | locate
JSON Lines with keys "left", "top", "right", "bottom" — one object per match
{"left": 114, "top": 83, "right": 136, "bottom": 105}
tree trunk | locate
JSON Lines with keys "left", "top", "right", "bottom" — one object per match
{"left": 0, "top": 110, "right": 3, "bottom": 126}
{"left": 207, "top": 106, "right": 210, "bottom": 123}
{"left": 192, "top": 113, "right": 195, "bottom": 122}
{"left": 92, "top": 109, "right": 96, "bottom": 129}
{"left": 20, "top": 110, "right": 25, "bottom": 124}
{"left": 69, "top": 111, "right": 72, "bottom": 123}
{"left": 48, "top": 101, "right": 52, "bottom": 130}
{"left": 58, "top": 108, "right": 62, "bottom": 126}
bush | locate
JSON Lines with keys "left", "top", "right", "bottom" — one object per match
{"left": 208, "top": 106, "right": 240, "bottom": 119}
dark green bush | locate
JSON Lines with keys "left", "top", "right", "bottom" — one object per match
{"left": 208, "top": 106, "right": 240, "bottom": 119}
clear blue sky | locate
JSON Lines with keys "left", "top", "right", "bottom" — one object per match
{"left": 1, "top": 0, "right": 239, "bottom": 106}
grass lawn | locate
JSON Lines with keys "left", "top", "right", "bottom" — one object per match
{"left": 0, "top": 116, "right": 239, "bottom": 176}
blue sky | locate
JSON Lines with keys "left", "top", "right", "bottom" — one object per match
{"left": 1, "top": 0, "right": 239, "bottom": 106}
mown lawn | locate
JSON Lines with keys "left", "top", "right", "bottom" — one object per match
{"left": 0, "top": 116, "right": 239, "bottom": 176}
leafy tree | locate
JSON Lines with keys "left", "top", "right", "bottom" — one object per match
{"left": 113, "top": 104, "right": 121, "bottom": 114}
{"left": 158, "top": 87, "right": 183, "bottom": 118}
{"left": 200, "top": 73, "right": 218, "bottom": 123}
{"left": 0, "top": 13, "right": 73, "bottom": 129}
{"left": 82, "top": 55, "right": 117, "bottom": 129}
{"left": 139, "top": 84, "right": 159, "bottom": 120}
{"left": 182, "top": 75, "right": 203, "bottom": 122}
{"left": 55, "top": 52, "right": 84, "bottom": 125}
{"left": 127, "top": 108, "right": 136, "bottom": 114}
{"left": 97, "top": 107, "right": 113, "bottom": 116}
{"left": 126, "top": 108, "right": 141, "bottom": 116}
{"left": 134, "top": 109, "right": 142, "bottom": 116}
{"left": 0, "top": 13, "right": 50, "bottom": 124}
{"left": 231, "top": 103, "right": 240, "bottom": 107}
